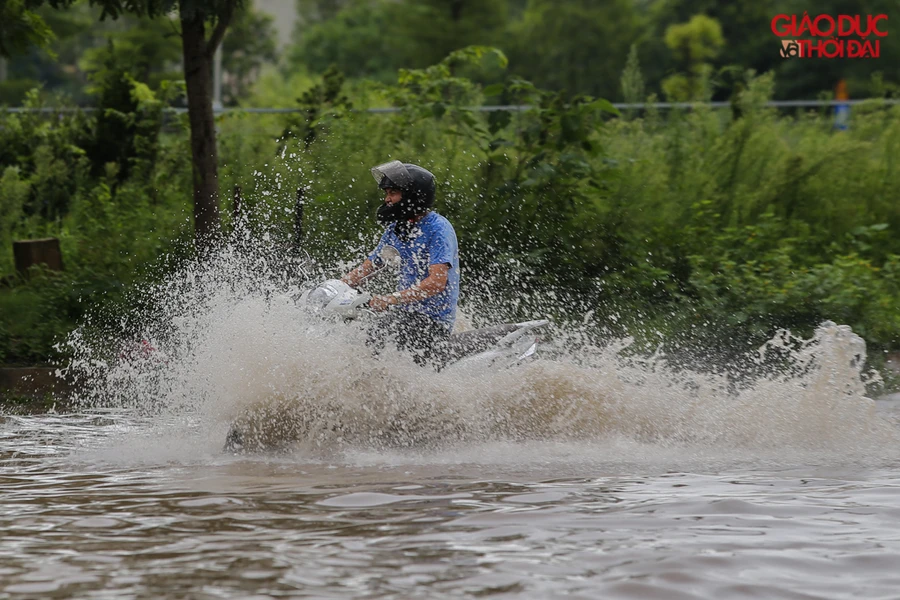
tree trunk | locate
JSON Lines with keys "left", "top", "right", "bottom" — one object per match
{"left": 180, "top": 7, "right": 220, "bottom": 249}
{"left": 13, "top": 238, "right": 64, "bottom": 277}
{"left": 450, "top": 0, "right": 464, "bottom": 21}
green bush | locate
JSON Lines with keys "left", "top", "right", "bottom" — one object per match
{"left": 0, "top": 78, "right": 42, "bottom": 105}
{"left": 237, "top": 60, "right": 900, "bottom": 357}
{"left": 0, "top": 71, "right": 190, "bottom": 364}
{"left": 3, "top": 49, "right": 900, "bottom": 376}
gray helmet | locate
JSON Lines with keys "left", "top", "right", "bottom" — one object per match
{"left": 370, "top": 160, "right": 436, "bottom": 217}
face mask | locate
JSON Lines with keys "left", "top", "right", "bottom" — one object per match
{"left": 376, "top": 197, "right": 418, "bottom": 224}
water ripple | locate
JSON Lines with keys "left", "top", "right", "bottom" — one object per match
{"left": 1, "top": 411, "right": 900, "bottom": 599}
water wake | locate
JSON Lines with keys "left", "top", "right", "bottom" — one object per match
{"left": 61, "top": 241, "right": 897, "bottom": 459}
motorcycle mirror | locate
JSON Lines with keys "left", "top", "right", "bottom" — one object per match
{"left": 380, "top": 245, "right": 401, "bottom": 267}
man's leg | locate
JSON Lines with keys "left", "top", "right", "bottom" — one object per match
{"left": 368, "top": 310, "right": 449, "bottom": 368}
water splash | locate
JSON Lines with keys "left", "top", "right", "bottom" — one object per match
{"left": 60, "top": 238, "right": 897, "bottom": 459}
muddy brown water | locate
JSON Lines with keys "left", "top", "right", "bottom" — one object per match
{"left": 11, "top": 265, "right": 900, "bottom": 599}
{"left": 2, "top": 401, "right": 900, "bottom": 600}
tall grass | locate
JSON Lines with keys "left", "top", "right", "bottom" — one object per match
{"left": 2, "top": 69, "right": 899, "bottom": 368}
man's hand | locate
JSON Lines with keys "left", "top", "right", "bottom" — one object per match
{"left": 341, "top": 259, "right": 376, "bottom": 288}
{"left": 368, "top": 264, "right": 450, "bottom": 311}
{"left": 369, "top": 294, "right": 398, "bottom": 312}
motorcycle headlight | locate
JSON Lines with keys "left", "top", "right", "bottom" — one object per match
{"left": 305, "top": 279, "right": 353, "bottom": 310}
{"left": 306, "top": 286, "right": 334, "bottom": 308}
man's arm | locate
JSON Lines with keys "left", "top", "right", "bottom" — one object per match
{"left": 369, "top": 263, "right": 449, "bottom": 311}
{"left": 341, "top": 259, "right": 377, "bottom": 288}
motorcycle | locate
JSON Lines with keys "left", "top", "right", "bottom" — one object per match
{"left": 223, "top": 246, "right": 550, "bottom": 452}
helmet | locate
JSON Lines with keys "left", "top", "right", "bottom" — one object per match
{"left": 370, "top": 160, "right": 436, "bottom": 224}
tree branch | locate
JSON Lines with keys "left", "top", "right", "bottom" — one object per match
{"left": 205, "top": 0, "right": 237, "bottom": 58}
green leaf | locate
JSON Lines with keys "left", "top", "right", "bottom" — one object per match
{"left": 588, "top": 98, "right": 621, "bottom": 116}
{"left": 488, "top": 138, "right": 512, "bottom": 151}
{"left": 487, "top": 109, "right": 511, "bottom": 135}
{"left": 482, "top": 83, "right": 505, "bottom": 97}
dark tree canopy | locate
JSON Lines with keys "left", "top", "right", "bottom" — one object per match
{"left": 4, "top": 0, "right": 245, "bottom": 247}
{"left": 0, "top": 0, "right": 74, "bottom": 58}
{"left": 285, "top": 0, "right": 900, "bottom": 102}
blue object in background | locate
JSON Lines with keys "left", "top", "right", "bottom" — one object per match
{"left": 834, "top": 79, "right": 849, "bottom": 130}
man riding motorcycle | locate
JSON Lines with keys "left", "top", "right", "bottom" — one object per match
{"left": 341, "top": 161, "right": 460, "bottom": 366}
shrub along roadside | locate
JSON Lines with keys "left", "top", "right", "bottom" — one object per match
{"left": 2, "top": 50, "right": 899, "bottom": 388}
{"left": 0, "top": 47, "right": 192, "bottom": 365}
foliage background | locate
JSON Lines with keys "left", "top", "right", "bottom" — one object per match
{"left": 0, "top": 0, "right": 898, "bottom": 389}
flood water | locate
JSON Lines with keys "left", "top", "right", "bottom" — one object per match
{"left": 5, "top": 251, "right": 900, "bottom": 598}
{"left": 2, "top": 401, "right": 899, "bottom": 600}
